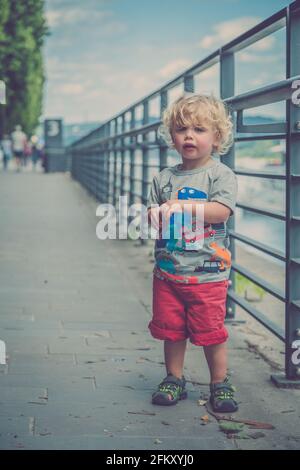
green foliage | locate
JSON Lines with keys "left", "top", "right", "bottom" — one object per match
{"left": 235, "top": 272, "right": 265, "bottom": 300}
{"left": 0, "top": 0, "right": 48, "bottom": 136}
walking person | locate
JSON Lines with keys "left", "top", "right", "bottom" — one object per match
{"left": 31, "top": 142, "right": 41, "bottom": 171}
{"left": 11, "top": 124, "right": 26, "bottom": 172}
{"left": 0, "top": 134, "right": 12, "bottom": 170}
{"left": 23, "top": 139, "right": 32, "bottom": 168}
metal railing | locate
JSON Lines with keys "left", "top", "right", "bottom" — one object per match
{"left": 67, "top": 1, "right": 300, "bottom": 385}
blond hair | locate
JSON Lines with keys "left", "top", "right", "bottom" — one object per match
{"left": 158, "top": 93, "right": 233, "bottom": 155}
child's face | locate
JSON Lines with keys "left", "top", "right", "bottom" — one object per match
{"left": 171, "top": 121, "right": 219, "bottom": 163}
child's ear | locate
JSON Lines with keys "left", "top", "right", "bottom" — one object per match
{"left": 213, "top": 130, "right": 221, "bottom": 151}
{"left": 170, "top": 128, "right": 175, "bottom": 148}
{"left": 170, "top": 134, "right": 175, "bottom": 148}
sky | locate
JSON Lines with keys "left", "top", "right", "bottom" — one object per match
{"left": 44, "top": 0, "right": 293, "bottom": 124}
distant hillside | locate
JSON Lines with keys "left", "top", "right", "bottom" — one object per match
{"left": 242, "top": 115, "right": 282, "bottom": 123}
{"left": 64, "top": 122, "right": 102, "bottom": 146}
{"left": 63, "top": 114, "right": 283, "bottom": 146}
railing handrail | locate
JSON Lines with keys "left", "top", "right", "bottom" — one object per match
{"left": 71, "top": 74, "right": 300, "bottom": 150}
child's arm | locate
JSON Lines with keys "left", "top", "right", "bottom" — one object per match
{"left": 204, "top": 201, "right": 231, "bottom": 223}
{"left": 160, "top": 167, "right": 238, "bottom": 224}
{"left": 159, "top": 199, "right": 231, "bottom": 224}
{"left": 147, "top": 174, "right": 162, "bottom": 230}
{"left": 147, "top": 206, "right": 160, "bottom": 230}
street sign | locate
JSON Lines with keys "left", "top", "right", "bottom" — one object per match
{"left": 0, "top": 80, "right": 6, "bottom": 105}
{"left": 44, "top": 119, "right": 63, "bottom": 147}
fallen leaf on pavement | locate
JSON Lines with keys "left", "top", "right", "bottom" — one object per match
{"left": 219, "top": 420, "right": 244, "bottom": 434}
{"left": 205, "top": 405, "right": 275, "bottom": 430}
{"left": 128, "top": 410, "right": 156, "bottom": 416}
{"left": 154, "top": 439, "right": 163, "bottom": 444}
{"left": 198, "top": 400, "right": 207, "bottom": 406}
{"left": 201, "top": 415, "right": 210, "bottom": 423}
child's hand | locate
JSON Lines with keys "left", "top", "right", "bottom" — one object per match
{"left": 148, "top": 206, "right": 160, "bottom": 231}
{"left": 160, "top": 199, "right": 192, "bottom": 222}
{"left": 160, "top": 200, "right": 182, "bottom": 223}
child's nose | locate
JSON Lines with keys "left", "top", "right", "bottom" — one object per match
{"left": 184, "top": 128, "right": 193, "bottom": 137}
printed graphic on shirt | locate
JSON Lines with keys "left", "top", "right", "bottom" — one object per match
{"left": 147, "top": 162, "right": 237, "bottom": 284}
{"left": 195, "top": 242, "right": 231, "bottom": 274}
{"left": 177, "top": 187, "right": 207, "bottom": 251}
{"left": 158, "top": 186, "right": 208, "bottom": 252}
{"left": 161, "top": 176, "right": 173, "bottom": 198}
{"left": 155, "top": 186, "right": 231, "bottom": 283}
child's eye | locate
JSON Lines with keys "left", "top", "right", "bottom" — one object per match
{"left": 195, "top": 127, "right": 205, "bottom": 132}
{"left": 176, "top": 127, "right": 186, "bottom": 132}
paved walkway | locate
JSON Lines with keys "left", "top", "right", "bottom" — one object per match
{"left": 0, "top": 169, "right": 299, "bottom": 450}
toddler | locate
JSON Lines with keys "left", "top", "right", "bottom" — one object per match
{"left": 147, "top": 93, "right": 238, "bottom": 413}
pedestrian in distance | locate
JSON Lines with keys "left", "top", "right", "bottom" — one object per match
{"left": 23, "top": 139, "right": 32, "bottom": 167}
{"left": 0, "top": 134, "right": 12, "bottom": 170}
{"left": 11, "top": 124, "right": 27, "bottom": 172}
{"left": 31, "top": 144, "right": 39, "bottom": 170}
{"left": 147, "top": 93, "right": 238, "bottom": 413}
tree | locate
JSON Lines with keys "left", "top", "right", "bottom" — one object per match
{"left": 0, "top": 0, "right": 48, "bottom": 137}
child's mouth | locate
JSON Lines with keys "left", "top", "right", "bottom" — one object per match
{"left": 183, "top": 144, "right": 197, "bottom": 149}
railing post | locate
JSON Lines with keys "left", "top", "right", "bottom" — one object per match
{"left": 220, "top": 49, "right": 237, "bottom": 322}
{"left": 107, "top": 122, "right": 114, "bottom": 205}
{"left": 96, "top": 123, "right": 110, "bottom": 202}
{"left": 272, "top": 2, "right": 300, "bottom": 387}
{"left": 113, "top": 119, "right": 118, "bottom": 208}
{"left": 159, "top": 90, "right": 168, "bottom": 171}
{"left": 141, "top": 100, "right": 149, "bottom": 245}
{"left": 120, "top": 114, "right": 126, "bottom": 197}
{"left": 107, "top": 136, "right": 112, "bottom": 205}
{"left": 101, "top": 122, "right": 110, "bottom": 203}
{"left": 129, "top": 108, "right": 136, "bottom": 207}
{"left": 184, "top": 74, "right": 194, "bottom": 93}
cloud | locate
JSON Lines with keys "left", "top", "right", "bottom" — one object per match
{"left": 46, "top": 57, "right": 110, "bottom": 75}
{"left": 158, "top": 59, "right": 193, "bottom": 80}
{"left": 46, "top": 10, "right": 61, "bottom": 28}
{"left": 198, "top": 66, "right": 218, "bottom": 79}
{"left": 46, "top": 7, "right": 113, "bottom": 28}
{"left": 46, "top": 6, "right": 128, "bottom": 42}
{"left": 198, "top": 16, "right": 262, "bottom": 50}
{"left": 58, "top": 83, "right": 85, "bottom": 95}
{"left": 250, "top": 36, "right": 275, "bottom": 51}
{"left": 44, "top": 56, "right": 162, "bottom": 122}
{"left": 46, "top": 8, "right": 111, "bottom": 28}
{"left": 45, "top": 47, "right": 220, "bottom": 123}
{"left": 45, "top": 8, "right": 280, "bottom": 122}
{"left": 238, "top": 51, "right": 277, "bottom": 63}
{"left": 248, "top": 72, "right": 283, "bottom": 88}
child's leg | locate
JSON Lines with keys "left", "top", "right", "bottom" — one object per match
{"left": 151, "top": 339, "right": 187, "bottom": 405}
{"left": 203, "top": 342, "right": 227, "bottom": 384}
{"left": 149, "top": 275, "right": 188, "bottom": 380}
{"left": 203, "top": 341, "right": 238, "bottom": 412}
{"left": 164, "top": 339, "right": 187, "bottom": 379}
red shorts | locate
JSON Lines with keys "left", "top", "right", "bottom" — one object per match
{"left": 149, "top": 275, "right": 229, "bottom": 346}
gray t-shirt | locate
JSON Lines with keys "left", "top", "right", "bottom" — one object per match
{"left": 147, "top": 159, "right": 238, "bottom": 284}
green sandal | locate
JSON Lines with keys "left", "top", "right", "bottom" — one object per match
{"left": 152, "top": 374, "right": 187, "bottom": 406}
{"left": 210, "top": 377, "right": 238, "bottom": 413}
